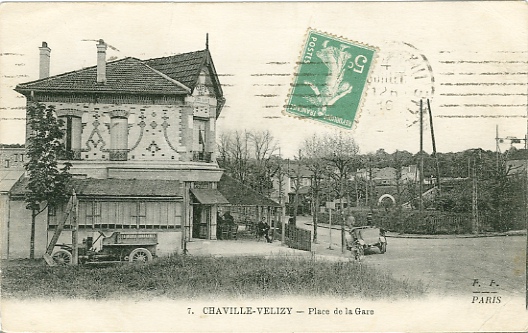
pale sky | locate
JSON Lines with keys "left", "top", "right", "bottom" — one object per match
{"left": 0, "top": 2, "right": 526, "bottom": 157}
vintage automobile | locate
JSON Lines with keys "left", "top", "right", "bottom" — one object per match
{"left": 345, "top": 226, "right": 387, "bottom": 261}
{"left": 51, "top": 231, "right": 158, "bottom": 265}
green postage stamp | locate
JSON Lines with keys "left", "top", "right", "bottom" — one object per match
{"left": 285, "top": 29, "right": 377, "bottom": 129}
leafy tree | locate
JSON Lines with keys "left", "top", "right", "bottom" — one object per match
{"left": 25, "top": 102, "right": 72, "bottom": 259}
{"left": 487, "top": 155, "right": 523, "bottom": 231}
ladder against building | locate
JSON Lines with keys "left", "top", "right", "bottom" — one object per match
{"left": 43, "top": 192, "right": 76, "bottom": 266}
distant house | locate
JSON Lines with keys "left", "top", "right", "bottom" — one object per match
{"left": 400, "top": 165, "right": 420, "bottom": 184}
{"left": 270, "top": 162, "right": 313, "bottom": 215}
{"left": 0, "top": 146, "right": 26, "bottom": 170}
{"left": 2, "top": 39, "right": 230, "bottom": 259}
{"left": 373, "top": 167, "right": 397, "bottom": 186}
{"left": 354, "top": 165, "right": 419, "bottom": 186}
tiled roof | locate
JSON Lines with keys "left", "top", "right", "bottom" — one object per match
{"left": 218, "top": 174, "right": 280, "bottom": 207}
{"left": 72, "top": 178, "right": 183, "bottom": 197}
{"left": 15, "top": 48, "right": 224, "bottom": 97}
{"left": 10, "top": 177, "right": 183, "bottom": 198}
{"left": 15, "top": 58, "right": 190, "bottom": 95}
{"left": 145, "top": 50, "right": 208, "bottom": 90}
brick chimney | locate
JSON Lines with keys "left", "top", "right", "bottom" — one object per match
{"left": 96, "top": 39, "right": 107, "bottom": 84}
{"left": 38, "top": 41, "right": 51, "bottom": 79}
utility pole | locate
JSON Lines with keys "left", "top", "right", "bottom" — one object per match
{"left": 292, "top": 149, "right": 302, "bottom": 226}
{"left": 419, "top": 99, "right": 424, "bottom": 214}
{"left": 367, "top": 158, "right": 374, "bottom": 212}
{"left": 278, "top": 148, "right": 286, "bottom": 245}
{"left": 525, "top": 106, "right": 528, "bottom": 310}
{"left": 427, "top": 99, "right": 441, "bottom": 193}
{"left": 355, "top": 173, "right": 359, "bottom": 207}
{"left": 327, "top": 203, "right": 334, "bottom": 250}
{"left": 496, "top": 125, "right": 500, "bottom": 172}
{"left": 471, "top": 158, "right": 479, "bottom": 234}
{"left": 71, "top": 189, "right": 79, "bottom": 265}
{"left": 340, "top": 176, "right": 345, "bottom": 254}
{"left": 365, "top": 164, "right": 369, "bottom": 207}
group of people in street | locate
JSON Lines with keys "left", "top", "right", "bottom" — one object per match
{"left": 217, "top": 211, "right": 272, "bottom": 243}
{"left": 216, "top": 208, "right": 374, "bottom": 244}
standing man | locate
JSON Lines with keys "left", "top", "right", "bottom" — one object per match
{"left": 366, "top": 212, "right": 373, "bottom": 226}
{"left": 345, "top": 211, "right": 356, "bottom": 230}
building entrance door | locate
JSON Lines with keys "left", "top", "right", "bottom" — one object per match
{"left": 192, "top": 205, "right": 210, "bottom": 239}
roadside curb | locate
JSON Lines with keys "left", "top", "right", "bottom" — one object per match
{"left": 303, "top": 222, "right": 526, "bottom": 239}
{"left": 386, "top": 231, "right": 526, "bottom": 239}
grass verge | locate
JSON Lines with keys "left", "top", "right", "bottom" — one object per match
{"left": 1, "top": 255, "right": 425, "bottom": 300}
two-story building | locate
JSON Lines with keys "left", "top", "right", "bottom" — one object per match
{"left": 3, "top": 39, "right": 229, "bottom": 258}
{"left": 270, "top": 162, "right": 313, "bottom": 215}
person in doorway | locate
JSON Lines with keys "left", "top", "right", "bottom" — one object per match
{"left": 216, "top": 212, "right": 225, "bottom": 239}
{"left": 223, "top": 211, "right": 234, "bottom": 225}
{"left": 257, "top": 218, "right": 271, "bottom": 243}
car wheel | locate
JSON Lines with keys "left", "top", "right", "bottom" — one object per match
{"left": 129, "top": 248, "right": 153, "bottom": 263}
{"left": 52, "top": 249, "right": 73, "bottom": 265}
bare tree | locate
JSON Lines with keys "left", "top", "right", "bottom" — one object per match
{"left": 248, "top": 130, "right": 279, "bottom": 195}
{"left": 319, "top": 131, "right": 360, "bottom": 252}
{"left": 287, "top": 150, "right": 304, "bottom": 226}
{"left": 217, "top": 129, "right": 278, "bottom": 195}
{"left": 218, "top": 130, "right": 250, "bottom": 183}
{"left": 300, "top": 134, "right": 329, "bottom": 243}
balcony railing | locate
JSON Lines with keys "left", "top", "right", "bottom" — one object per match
{"left": 108, "top": 149, "right": 128, "bottom": 161}
{"left": 192, "top": 151, "right": 212, "bottom": 163}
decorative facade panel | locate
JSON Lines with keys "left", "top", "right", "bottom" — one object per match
{"left": 34, "top": 101, "right": 189, "bottom": 162}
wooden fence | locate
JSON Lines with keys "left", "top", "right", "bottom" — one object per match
{"left": 285, "top": 224, "right": 312, "bottom": 251}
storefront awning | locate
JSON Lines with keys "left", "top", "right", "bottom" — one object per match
{"left": 190, "top": 188, "right": 229, "bottom": 205}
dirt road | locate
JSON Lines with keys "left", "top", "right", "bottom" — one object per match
{"left": 297, "top": 216, "right": 526, "bottom": 297}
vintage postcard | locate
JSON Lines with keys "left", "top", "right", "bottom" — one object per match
{"left": 0, "top": 1, "right": 527, "bottom": 332}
